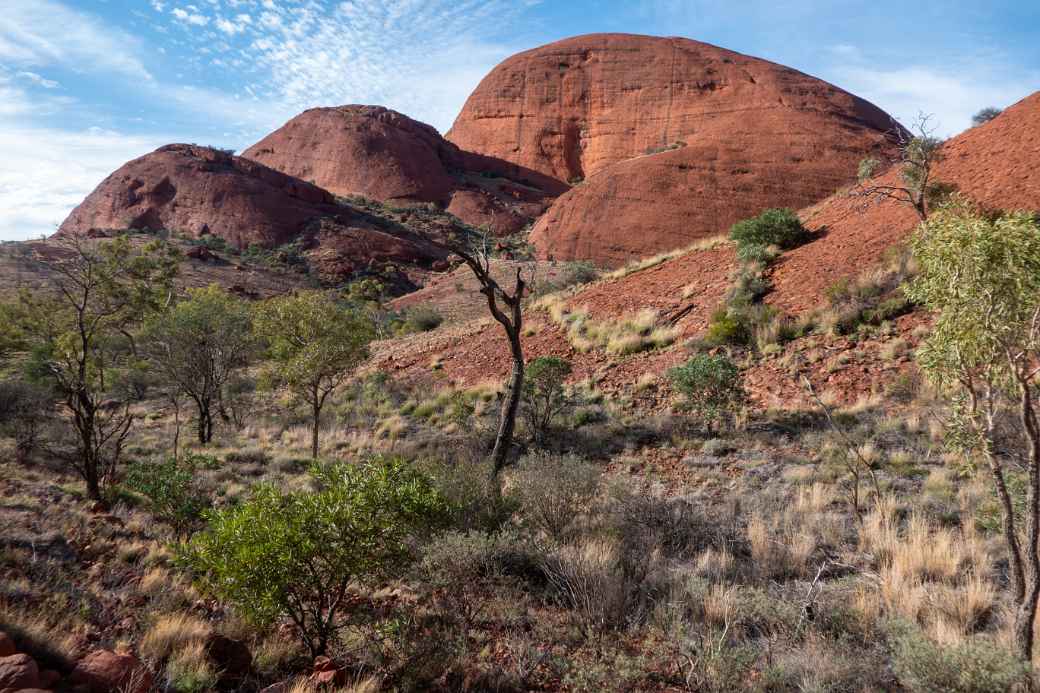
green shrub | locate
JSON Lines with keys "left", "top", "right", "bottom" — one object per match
{"left": 179, "top": 456, "right": 451, "bottom": 657}
{"left": 887, "top": 620, "right": 1028, "bottom": 692}
{"left": 729, "top": 208, "right": 810, "bottom": 252}
{"left": 532, "top": 261, "right": 599, "bottom": 296}
{"left": 669, "top": 354, "right": 745, "bottom": 433}
{"left": 125, "top": 453, "right": 218, "bottom": 537}
{"left": 735, "top": 243, "right": 781, "bottom": 266}
{"left": 521, "top": 356, "right": 574, "bottom": 443}
{"left": 704, "top": 309, "right": 751, "bottom": 347}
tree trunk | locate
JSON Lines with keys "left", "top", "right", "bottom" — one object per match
{"left": 311, "top": 399, "right": 321, "bottom": 460}
{"left": 491, "top": 355, "right": 524, "bottom": 475}
{"left": 197, "top": 400, "right": 213, "bottom": 444}
{"left": 84, "top": 452, "right": 102, "bottom": 501}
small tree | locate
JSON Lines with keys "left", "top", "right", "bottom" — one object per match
{"left": 854, "top": 113, "right": 946, "bottom": 221}
{"left": 143, "top": 285, "right": 254, "bottom": 445}
{"left": 11, "top": 237, "right": 179, "bottom": 500}
{"left": 0, "top": 379, "right": 53, "bottom": 464}
{"left": 254, "top": 290, "right": 376, "bottom": 459}
{"left": 508, "top": 453, "right": 598, "bottom": 542}
{"left": 668, "top": 354, "right": 745, "bottom": 434}
{"left": 972, "top": 107, "right": 1002, "bottom": 126}
{"left": 521, "top": 356, "right": 574, "bottom": 443}
{"left": 905, "top": 196, "right": 1040, "bottom": 661}
{"left": 180, "top": 457, "right": 451, "bottom": 657}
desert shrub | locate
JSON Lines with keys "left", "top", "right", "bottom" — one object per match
{"left": 972, "top": 107, "right": 1002, "bottom": 126}
{"left": 419, "top": 439, "right": 516, "bottom": 533}
{"left": 179, "top": 456, "right": 451, "bottom": 657}
{"left": 125, "top": 453, "right": 218, "bottom": 537}
{"left": 704, "top": 309, "right": 751, "bottom": 347}
{"left": 520, "top": 357, "right": 574, "bottom": 443}
{"left": 735, "top": 242, "right": 781, "bottom": 266}
{"left": 729, "top": 208, "right": 810, "bottom": 252}
{"left": 669, "top": 354, "right": 745, "bottom": 433}
{"left": 0, "top": 379, "right": 52, "bottom": 464}
{"left": 508, "top": 453, "right": 599, "bottom": 542}
{"left": 532, "top": 261, "right": 599, "bottom": 296}
{"left": 886, "top": 620, "right": 1028, "bottom": 692}
{"left": 400, "top": 304, "right": 443, "bottom": 333}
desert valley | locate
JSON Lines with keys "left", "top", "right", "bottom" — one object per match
{"left": 2, "top": 25, "right": 1040, "bottom": 693}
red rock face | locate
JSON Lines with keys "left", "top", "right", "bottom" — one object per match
{"left": 56, "top": 144, "right": 448, "bottom": 277}
{"left": 57, "top": 144, "right": 337, "bottom": 249}
{"left": 449, "top": 33, "right": 901, "bottom": 265}
{"left": 243, "top": 106, "right": 556, "bottom": 235}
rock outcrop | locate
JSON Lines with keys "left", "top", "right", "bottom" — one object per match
{"left": 243, "top": 106, "right": 556, "bottom": 235}
{"left": 449, "top": 33, "right": 901, "bottom": 265}
{"left": 56, "top": 144, "right": 448, "bottom": 278}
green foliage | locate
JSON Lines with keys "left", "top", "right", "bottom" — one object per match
{"left": 858, "top": 156, "right": 881, "bottom": 182}
{"left": 255, "top": 290, "right": 377, "bottom": 457}
{"left": 704, "top": 309, "right": 751, "bottom": 347}
{"left": 728, "top": 208, "right": 810, "bottom": 252}
{"left": 906, "top": 197, "right": 1040, "bottom": 392}
{"left": 0, "top": 301, "right": 24, "bottom": 364}
{"left": 887, "top": 620, "right": 1028, "bottom": 692}
{"left": 179, "top": 456, "right": 451, "bottom": 656}
{"left": 143, "top": 284, "right": 254, "bottom": 445}
{"left": 11, "top": 236, "right": 180, "bottom": 498}
{"left": 124, "top": 453, "right": 217, "bottom": 537}
{"left": 521, "top": 356, "right": 574, "bottom": 443}
{"left": 669, "top": 354, "right": 745, "bottom": 431}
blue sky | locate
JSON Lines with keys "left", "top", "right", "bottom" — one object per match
{"left": 1, "top": 1, "right": 1037, "bottom": 240}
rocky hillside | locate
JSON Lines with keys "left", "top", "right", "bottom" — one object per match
{"left": 243, "top": 106, "right": 558, "bottom": 235}
{"left": 448, "top": 33, "right": 901, "bottom": 266}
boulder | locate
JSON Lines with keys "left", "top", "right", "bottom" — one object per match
{"left": 69, "top": 650, "right": 152, "bottom": 693}
{"left": 0, "top": 653, "right": 40, "bottom": 691}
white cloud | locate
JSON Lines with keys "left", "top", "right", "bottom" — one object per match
{"left": 172, "top": 7, "right": 210, "bottom": 26}
{"left": 0, "top": 0, "right": 152, "bottom": 80}
{"left": 828, "top": 63, "right": 1036, "bottom": 137}
{"left": 16, "top": 71, "right": 59, "bottom": 89}
{"left": 0, "top": 126, "right": 171, "bottom": 241}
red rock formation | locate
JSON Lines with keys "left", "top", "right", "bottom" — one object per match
{"left": 243, "top": 106, "right": 556, "bottom": 235}
{"left": 56, "top": 144, "right": 448, "bottom": 277}
{"left": 770, "top": 90, "right": 1040, "bottom": 314}
{"left": 449, "top": 33, "right": 900, "bottom": 265}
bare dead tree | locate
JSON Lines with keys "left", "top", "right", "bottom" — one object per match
{"left": 431, "top": 234, "right": 527, "bottom": 477}
{"left": 850, "top": 112, "right": 946, "bottom": 221}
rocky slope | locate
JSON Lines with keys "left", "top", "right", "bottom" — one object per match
{"left": 243, "top": 106, "right": 558, "bottom": 235}
{"left": 55, "top": 144, "right": 448, "bottom": 280}
{"left": 770, "top": 90, "right": 1040, "bottom": 313}
{"left": 448, "top": 33, "right": 900, "bottom": 266}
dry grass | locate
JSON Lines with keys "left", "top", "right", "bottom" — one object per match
{"left": 140, "top": 612, "right": 212, "bottom": 664}
{"left": 602, "top": 235, "right": 731, "bottom": 281}
{"left": 533, "top": 298, "right": 679, "bottom": 355}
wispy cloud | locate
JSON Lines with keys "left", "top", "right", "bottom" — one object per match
{"left": 0, "top": 0, "right": 153, "bottom": 80}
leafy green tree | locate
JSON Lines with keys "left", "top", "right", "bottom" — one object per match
{"left": 254, "top": 290, "right": 376, "bottom": 459}
{"left": 143, "top": 285, "right": 254, "bottom": 444}
{"left": 728, "top": 208, "right": 810, "bottom": 253}
{"left": 179, "top": 456, "right": 451, "bottom": 657}
{"left": 854, "top": 113, "right": 946, "bottom": 221}
{"left": 668, "top": 354, "right": 745, "bottom": 434}
{"left": 11, "top": 237, "right": 179, "bottom": 500}
{"left": 520, "top": 356, "right": 574, "bottom": 443}
{"left": 905, "top": 196, "right": 1040, "bottom": 661}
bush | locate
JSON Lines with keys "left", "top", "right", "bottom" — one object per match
{"left": 887, "top": 620, "right": 1028, "bottom": 692}
{"left": 0, "top": 379, "right": 52, "bottom": 464}
{"left": 125, "top": 453, "right": 218, "bottom": 537}
{"left": 669, "top": 355, "right": 745, "bottom": 433}
{"left": 729, "top": 208, "right": 810, "bottom": 252}
{"left": 532, "top": 261, "right": 599, "bottom": 297}
{"left": 520, "top": 357, "right": 574, "bottom": 443}
{"left": 508, "top": 453, "right": 599, "bottom": 542}
{"left": 401, "top": 304, "right": 444, "bottom": 333}
{"left": 179, "top": 456, "right": 451, "bottom": 657}
{"left": 704, "top": 309, "right": 751, "bottom": 347}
